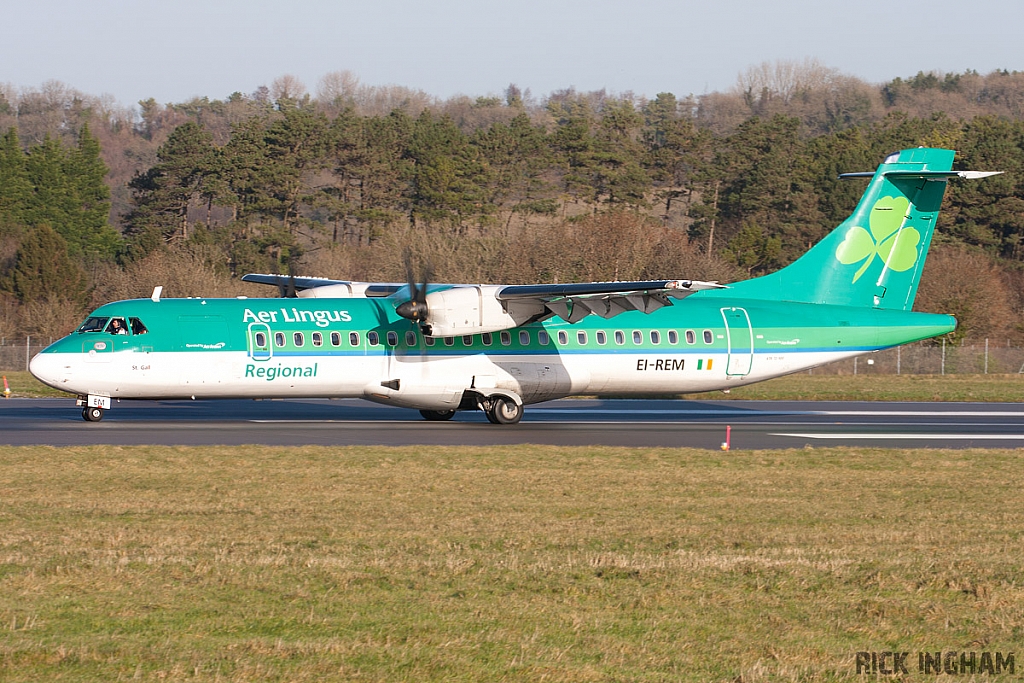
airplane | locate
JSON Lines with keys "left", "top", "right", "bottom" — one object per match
{"left": 29, "top": 147, "right": 1000, "bottom": 424}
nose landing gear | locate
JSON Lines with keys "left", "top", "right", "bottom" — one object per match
{"left": 77, "top": 394, "right": 110, "bottom": 422}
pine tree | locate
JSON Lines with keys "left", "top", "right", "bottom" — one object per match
{"left": 125, "top": 121, "right": 220, "bottom": 249}
{"left": 0, "top": 127, "right": 30, "bottom": 233}
{"left": 3, "top": 224, "right": 90, "bottom": 306}
{"left": 67, "top": 124, "right": 119, "bottom": 257}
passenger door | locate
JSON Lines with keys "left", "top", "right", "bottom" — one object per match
{"left": 247, "top": 322, "right": 272, "bottom": 361}
{"left": 721, "top": 307, "right": 753, "bottom": 377}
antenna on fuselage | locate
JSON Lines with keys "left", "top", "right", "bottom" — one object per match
{"left": 151, "top": 286, "right": 163, "bottom": 302}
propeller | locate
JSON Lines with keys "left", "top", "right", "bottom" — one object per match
{"left": 274, "top": 254, "right": 299, "bottom": 298}
{"left": 275, "top": 274, "right": 297, "bottom": 298}
{"left": 396, "top": 249, "right": 432, "bottom": 324}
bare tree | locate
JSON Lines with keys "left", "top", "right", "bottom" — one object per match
{"left": 317, "top": 70, "right": 361, "bottom": 108}
{"left": 271, "top": 75, "right": 308, "bottom": 105}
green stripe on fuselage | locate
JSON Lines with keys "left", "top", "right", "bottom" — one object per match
{"left": 39, "top": 295, "right": 954, "bottom": 360}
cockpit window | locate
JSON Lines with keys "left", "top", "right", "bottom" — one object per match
{"left": 129, "top": 317, "right": 148, "bottom": 335}
{"left": 78, "top": 317, "right": 109, "bottom": 333}
{"left": 106, "top": 318, "right": 129, "bottom": 335}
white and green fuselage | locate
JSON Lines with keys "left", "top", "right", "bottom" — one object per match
{"left": 31, "top": 148, "right": 990, "bottom": 421}
{"left": 30, "top": 295, "right": 954, "bottom": 407}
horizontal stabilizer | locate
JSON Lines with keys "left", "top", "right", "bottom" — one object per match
{"left": 839, "top": 170, "right": 1002, "bottom": 180}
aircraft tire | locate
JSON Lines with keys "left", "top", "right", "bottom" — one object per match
{"left": 83, "top": 406, "right": 104, "bottom": 422}
{"left": 488, "top": 397, "right": 523, "bottom": 425}
{"left": 420, "top": 409, "right": 456, "bottom": 421}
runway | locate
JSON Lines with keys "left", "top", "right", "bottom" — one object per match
{"left": 2, "top": 397, "right": 1024, "bottom": 448}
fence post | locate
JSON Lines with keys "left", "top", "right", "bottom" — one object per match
{"left": 25, "top": 336, "right": 30, "bottom": 372}
{"left": 897, "top": 346, "right": 901, "bottom": 375}
{"left": 985, "top": 338, "right": 989, "bottom": 374}
{"left": 853, "top": 357, "right": 857, "bottom": 375}
{"left": 941, "top": 338, "right": 945, "bottom": 375}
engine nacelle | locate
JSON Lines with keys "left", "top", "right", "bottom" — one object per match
{"left": 298, "top": 283, "right": 380, "bottom": 298}
{"left": 423, "top": 286, "right": 542, "bottom": 337}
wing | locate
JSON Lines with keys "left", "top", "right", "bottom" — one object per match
{"left": 241, "top": 274, "right": 405, "bottom": 298}
{"left": 243, "top": 272, "right": 725, "bottom": 336}
{"left": 495, "top": 279, "right": 725, "bottom": 324}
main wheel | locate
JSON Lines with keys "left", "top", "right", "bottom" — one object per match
{"left": 83, "top": 406, "right": 104, "bottom": 422}
{"left": 487, "top": 397, "right": 523, "bottom": 425}
{"left": 420, "top": 409, "right": 456, "bottom": 421}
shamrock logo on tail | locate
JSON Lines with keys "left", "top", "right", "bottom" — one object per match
{"left": 835, "top": 196, "right": 921, "bottom": 283}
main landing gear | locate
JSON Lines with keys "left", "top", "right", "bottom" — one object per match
{"left": 419, "top": 409, "right": 456, "bottom": 421}
{"left": 417, "top": 394, "right": 524, "bottom": 425}
{"left": 482, "top": 396, "right": 523, "bottom": 425}
{"left": 82, "top": 406, "right": 104, "bottom": 422}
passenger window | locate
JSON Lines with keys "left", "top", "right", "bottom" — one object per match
{"left": 500, "top": 331, "right": 511, "bottom": 346}
{"left": 614, "top": 330, "right": 625, "bottom": 345}
{"left": 293, "top": 332, "right": 304, "bottom": 347}
{"left": 632, "top": 330, "right": 642, "bottom": 345}
{"left": 331, "top": 332, "right": 341, "bottom": 346}
{"left": 129, "top": 318, "right": 148, "bottom": 335}
{"left": 650, "top": 330, "right": 660, "bottom": 345}
{"left": 406, "top": 331, "right": 417, "bottom": 346}
{"left": 349, "top": 332, "right": 360, "bottom": 346}
{"left": 312, "top": 332, "right": 323, "bottom": 347}
{"left": 254, "top": 332, "right": 267, "bottom": 348}
{"left": 577, "top": 331, "right": 587, "bottom": 345}
{"left": 463, "top": 335, "right": 473, "bottom": 346}
{"left": 596, "top": 330, "right": 607, "bottom": 345}
{"left": 78, "top": 317, "right": 109, "bottom": 333}
{"left": 367, "top": 331, "right": 379, "bottom": 345}
{"left": 668, "top": 330, "right": 678, "bottom": 344}
{"left": 425, "top": 336, "right": 435, "bottom": 346}
{"left": 482, "top": 332, "right": 493, "bottom": 346}
{"left": 519, "top": 330, "right": 530, "bottom": 345}
{"left": 557, "top": 330, "right": 568, "bottom": 345}
{"left": 703, "top": 330, "right": 713, "bottom": 344}
{"left": 386, "top": 331, "right": 398, "bottom": 346}
{"left": 538, "top": 330, "right": 549, "bottom": 345}
{"left": 275, "top": 332, "right": 286, "bottom": 348}
{"left": 444, "top": 337, "right": 455, "bottom": 346}
{"left": 686, "top": 330, "right": 696, "bottom": 344}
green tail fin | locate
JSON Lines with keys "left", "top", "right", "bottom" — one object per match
{"left": 726, "top": 148, "right": 958, "bottom": 311}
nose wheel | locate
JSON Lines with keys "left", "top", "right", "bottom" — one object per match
{"left": 82, "top": 406, "right": 104, "bottom": 422}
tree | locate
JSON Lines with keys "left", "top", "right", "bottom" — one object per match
{"left": 0, "top": 127, "right": 30, "bottom": 230}
{"left": 408, "top": 111, "right": 492, "bottom": 228}
{"left": 473, "top": 112, "right": 552, "bottom": 214}
{"left": 3, "top": 224, "right": 90, "bottom": 306}
{"left": 17, "top": 127, "right": 118, "bottom": 259}
{"left": 125, "top": 121, "right": 221, "bottom": 250}
{"left": 642, "top": 94, "right": 711, "bottom": 218}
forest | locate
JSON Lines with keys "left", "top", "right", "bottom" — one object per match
{"left": 1, "top": 61, "right": 1023, "bottom": 344}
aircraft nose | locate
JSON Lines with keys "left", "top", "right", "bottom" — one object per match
{"left": 29, "top": 352, "right": 67, "bottom": 390}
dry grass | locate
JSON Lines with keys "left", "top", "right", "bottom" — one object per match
{"left": 690, "top": 373, "right": 1024, "bottom": 403}
{"left": 1, "top": 445, "right": 1023, "bottom": 681}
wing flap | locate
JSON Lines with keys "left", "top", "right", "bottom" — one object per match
{"left": 497, "top": 279, "right": 723, "bottom": 325}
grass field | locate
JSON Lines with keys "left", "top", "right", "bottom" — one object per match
{"left": 684, "top": 373, "right": 1024, "bottom": 403}
{"left": 3, "top": 370, "right": 1023, "bottom": 402}
{"left": 1, "top": 445, "right": 1022, "bottom": 681}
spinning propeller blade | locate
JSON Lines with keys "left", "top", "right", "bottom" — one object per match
{"left": 396, "top": 249, "right": 432, "bottom": 323}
